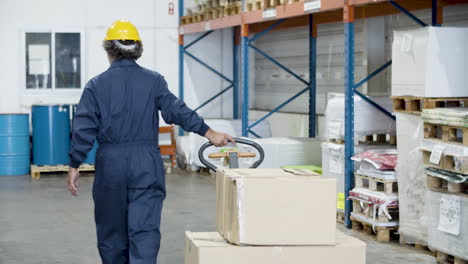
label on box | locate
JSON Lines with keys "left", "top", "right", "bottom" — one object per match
{"left": 205, "top": 21, "right": 211, "bottom": 31}
{"left": 438, "top": 194, "right": 461, "bottom": 236}
{"left": 304, "top": 0, "right": 321, "bottom": 12}
{"left": 262, "top": 8, "right": 276, "bottom": 19}
{"left": 430, "top": 145, "right": 445, "bottom": 165}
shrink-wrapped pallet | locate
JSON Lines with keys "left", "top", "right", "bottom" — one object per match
{"left": 427, "top": 190, "right": 468, "bottom": 260}
{"left": 323, "top": 93, "right": 395, "bottom": 141}
{"left": 395, "top": 113, "right": 428, "bottom": 245}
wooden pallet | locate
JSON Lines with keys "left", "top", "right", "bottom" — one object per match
{"left": 181, "top": 15, "right": 194, "bottom": 25}
{"left": 426, "top": 175, "right": 468, "bottom": 196}
{"left": 336, "top": 210, "right": 345, "bottom": 224}
{"left": 359, "top": 134, "right": 397, "bottom": 145}
{"left": 350, "top": 215, "right": 399, "bottom": 242}
{"left": 424, "top": 123, "right": 468, "bottom": 146}
{"left": 422, "top": 149, "right": 468, "bottom": 175}
{"left": 224, "top": 2, "right": 242, "bottom": 16}
{"left": 436, "top": 250, "right": 468, "bottom": 264}
{"left": 328, "top": 134, "right": 396, "bottom": 145}
{"left": 355, "top": 174, "right": 398, "bottom": 195}
{"left": 392, "top": 96, "right": 468, "bottom": 114}
{"left": 30, "top": 164, "right": 95, "bottom": 180}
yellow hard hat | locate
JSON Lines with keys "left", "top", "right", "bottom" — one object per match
{"left": 104, "top": 20, "right": 141, "bottom": 41}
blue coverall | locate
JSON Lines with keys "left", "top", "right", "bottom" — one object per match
{"left": 69, "top": 59, "right": 209, "bottom": 264}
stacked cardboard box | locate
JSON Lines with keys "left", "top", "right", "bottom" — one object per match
{"left": 185, "top": 168, "right": 366, "bottom": 264}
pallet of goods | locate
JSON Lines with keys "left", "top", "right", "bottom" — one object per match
{"left": 348, "top": 150, "right": 399, "bottom": 242}
{"left": 420, "top": 107, "right": 468, "bottom": 263}
{"left": 322, "top": 93, "right": 396, "bottom": 222}
{"left": 392, "top": 26, "right": 468, "bottom": 250}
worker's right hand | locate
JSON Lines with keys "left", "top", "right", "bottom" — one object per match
{"left": 68, "top": 167, "right": 80, "bottom": 197}
{"left": 205, "top": 128, "right": 235, "bottom": 147}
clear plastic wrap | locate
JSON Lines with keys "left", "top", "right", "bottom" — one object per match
{"left": 427, "top": 190, "right": 468, "bottom": 260}
{"left": 395, "top": 113, "right": 428, "bottom": 245}
{"left": 323, "top": 93, "right": 396, "bottom": 141}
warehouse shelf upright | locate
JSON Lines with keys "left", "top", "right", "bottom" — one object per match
{"left": 178, "top": 0, "right": 467, "bottom": 227}
{"left": 178, "top": 0, "right": 242, "bottom": 136}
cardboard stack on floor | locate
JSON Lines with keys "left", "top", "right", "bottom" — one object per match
{"left": 185, "top": 168, "right": 366, "bottom": 264}
{"left": 322, "top": 93, "right": 396, "bottom": 222}
{"left": 392, "top": 26, "right": 468, "bottom": 261}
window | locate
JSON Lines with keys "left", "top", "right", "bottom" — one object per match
{"left": 25, "top": 32, "right": 82, "bottom": 90}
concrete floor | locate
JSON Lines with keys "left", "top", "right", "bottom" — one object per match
{"left": 0, "top": 169, "right": 436, "bottom": 264}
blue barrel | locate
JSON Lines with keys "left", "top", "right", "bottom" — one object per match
{"left": 71, "top": 104, "right": 98, "bottom": 165}
{"left": 32, "top": 105, "right": 71, "bottom": 165}
{"left": 0, "top": 114, "right": 30, "bottom": 175}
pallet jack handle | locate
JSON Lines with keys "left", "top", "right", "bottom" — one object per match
{"left": 198, "top": 138, "right": 265, "bottom": 172}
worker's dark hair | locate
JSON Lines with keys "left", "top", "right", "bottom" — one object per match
{"left": 103, "top": 40, "right": 143, "bottom": 61}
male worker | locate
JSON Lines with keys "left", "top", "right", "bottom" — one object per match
{"left": 68, "top": 20, "right": 234, "bottom": 264}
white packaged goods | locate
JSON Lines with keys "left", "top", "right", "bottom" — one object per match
{"left": 323, "top": 93, "right": 395, "bottom": 141}
{"left": 321, "top": 142, "right": 394, "bottom": 210}
{"left": 176, "top": 119, "right": 271, "bottom": 170}
{"left": 185, "top": 231, "right": 366, "bottom": 264}
{"left": 392, "top": 27, "right": 468, "bottom": 97}
{"left": 216, "top": 169, "right": 336, "bottom": 245}
{"left": 422, "top": 107, "right": 468, "bottom": 127}
{"left": 395, "top": 113, "right": 428, "bottom": 245}
{"left": 427, "top": 190, "right": 468, "bottom": 260}
{"left": 237, "top": 137, "right": 322, "bottom": 169}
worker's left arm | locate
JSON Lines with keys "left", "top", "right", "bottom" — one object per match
{"left": 157, "top": 76, "right": 210, "bottom": 136}
{"left": 69, "top": 82, "right": 100, "bottom": 169}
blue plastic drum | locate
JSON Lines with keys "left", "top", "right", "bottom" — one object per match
{"left": 71, "top": 104, "right": 98, "bottom": 165}
{"left": 0, "top": 114, "right": 30, "bottom": 175}
{"left": 32, "top": 105, "right": 71, "bottom": 165}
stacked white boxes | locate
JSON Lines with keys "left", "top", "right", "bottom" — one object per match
{"left": 392, "top": 26, "right": 468, "bottom": 261}
{"left": 185, "top": 168, "right": 367, "bottom": 264}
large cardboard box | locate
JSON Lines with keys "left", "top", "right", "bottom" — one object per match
{"left": 185, "top": 231, "right": 366, "bottom": 264}
{"left": 392, "top": 27, "right": 468, "bottom": 97}
{"left": 216, "top": 168, "right": 336, "bottom": 245}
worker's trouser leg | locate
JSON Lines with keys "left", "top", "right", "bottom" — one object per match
{"left": 93, "top": 145, "right": 166, "bottom": 264}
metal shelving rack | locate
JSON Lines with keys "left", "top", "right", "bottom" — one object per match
{"left": 178, "top": 0, "right": 466, "bottom": 227}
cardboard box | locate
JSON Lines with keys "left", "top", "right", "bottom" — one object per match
{"left": 185, "top": 231, "right": 366, "bottom": 264}
{"left": 216, "top": 168, "right": 336, "bottom": 245}
{"left": 392, "top": 27, "right": 468, "bottom": 97}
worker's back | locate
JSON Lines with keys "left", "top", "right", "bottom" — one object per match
{"left": 91, "top": 59, "right": 161, "bottom": 145}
